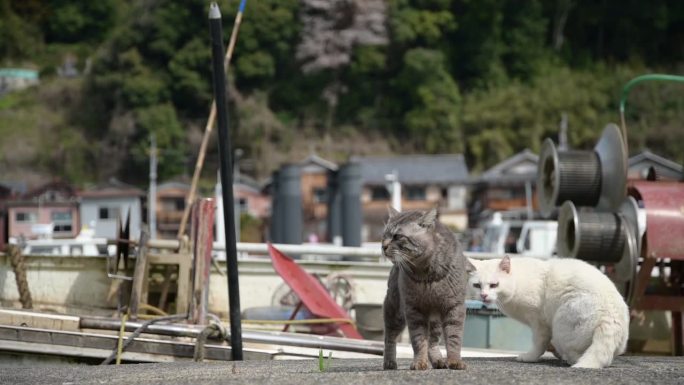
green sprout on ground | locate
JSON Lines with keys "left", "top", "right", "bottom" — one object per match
{"left": 318, "top": 348, "right": 332, "bottom": 372}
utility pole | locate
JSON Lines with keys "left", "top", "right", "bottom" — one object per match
{"left": 385, "top": 170, "right": 401, "bottom": 212}
{"left": 148, "top": 134, "right": 157, "bottom": 239}
{"left": 559, "top": 112, "right": 568, "bottom": 151}
{"left": 234, "top": 149, "right": 243, "bottom": 243}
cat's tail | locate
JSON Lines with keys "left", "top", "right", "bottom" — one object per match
{"left": 573, "top": 314, "right": 628, "bottom": 369}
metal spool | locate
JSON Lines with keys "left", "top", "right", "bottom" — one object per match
{"left": 539, "top": 144, "right": 602, "bottom": 211}
{"left": 613, "top": 197, "right": 639, "bottom": 301}
{"left": 557, "top": 201, "right": 626, "bottom": 263}
{"left": 537, "top": 124, "right": 627, "bottom": 217}
{"left": 557, "top": 198, "right": 640, "bottom": 301}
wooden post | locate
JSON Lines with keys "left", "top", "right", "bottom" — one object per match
{"left": 129, "top": 229, "right": 149, "bottom": 321}
{"left": 190, "top": 199, "right": 216, "bottom": 324}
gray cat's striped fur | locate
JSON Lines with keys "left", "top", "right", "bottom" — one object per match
{"left": 382, "top": 207, "right": 472, "bottom": 371}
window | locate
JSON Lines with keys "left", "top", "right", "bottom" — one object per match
{"left": 162, "top": 198, "right": 185, "bottom": 211}
{"left": 51, "top": 211, "right": 72, "bottom": 221}
{"left": 28, "top": 246, "right": 60, "bottom": 255}
{"left": 52, "top": 211, "right": 73, "bottom": 234}
{"left": 370, "top": 186, "right": 389, "bottom": 201}
{"left": 405, "top": 186, "right": 426, "bottom": 201}
{"left": 53, "top": 223, "right": 73, "bottom": 233}
{"left": 15, "top": 212, "right": 37, "bottom": 223}
{"left": 313, "top": 187, "right": 327, "bottom": 204}
{"left": 238, "top": 198, "right": 248, "bottom": 212}
{"left": 174, "top": 198, "right": 185, "bottom": 211}
{"left": 99, "top": 207, "right": 120, "bottom": 220}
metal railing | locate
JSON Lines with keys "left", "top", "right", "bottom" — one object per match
{"left": 220, "top": 243, "right": 551, "bottom": 261}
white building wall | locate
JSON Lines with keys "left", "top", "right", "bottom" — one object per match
{"left": 80, "top": 197, "right": 142, "bottom": 240}
{"left": 448, "top": 185, "right": 467, "bottom": 210}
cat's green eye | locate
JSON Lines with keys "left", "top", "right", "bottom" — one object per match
{"left": 473, "top": 283, "right": 481, "bottom": 289}
{"left": 490, "top": 283, "right": 499, "bottom": 288}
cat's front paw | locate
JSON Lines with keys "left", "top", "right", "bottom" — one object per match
{"left": 410, "top": 359, "right": 430, "bottom": 371}
{"left": 383, "top": 360, "right": 398, "bottom": 370}
{"left": 517, "top": 352, "right": 541, "bottom": 363}
{"left": 447, "top": 358, "right": 467, "bottom": 370}
{"left": 430, "top": 358, "right": 447, "bottom": 369}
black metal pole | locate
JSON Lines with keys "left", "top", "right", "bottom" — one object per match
{"left": 209, "top": 2, "right": 243, "bottom": 360}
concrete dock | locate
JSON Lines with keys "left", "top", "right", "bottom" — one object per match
{"left": 2, "top": 356, "right": 682, "bottom": 385}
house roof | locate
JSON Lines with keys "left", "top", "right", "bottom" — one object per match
{"left": 79, "top": 178, "right": 145, "bottom": 198}
{"left": 21, "top": 180, "right": 78, "bottom": 201}
{"left": 628, "top": 150, "right": 683, "bottom": 180}
{"left": 300, "top": 154, "right": 338, "bottom": 173}
{"left": 481, "top": 149, "right": 538, "bottom": 178}
{"left": 350, "top": 154, "right": 469, "bottom": 185}
{"left": 0, "top": 181, "right": 27, "bottom": 196}
{"left": 472, "top": 148, "right": 539, "bottom": 185}
{"left": 157, "top": 181, "right": 191, "bottom": 192}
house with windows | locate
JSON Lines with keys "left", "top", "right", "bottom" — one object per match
{"left": 0, "top": 68, "right": 39, "bottom": 95}
{"left": 215, "top": 174, "right": 271, "bottom": 246}
{"left": 351, "top": 154, "right": 470, "bottom": 242}
{"left": 5, "top": 180, "right": 80, "bottom": 240}
{"left": 299, "top": 154, "right": 338, "bottom": 241}
{"left": 468, "top": 149, "right": 539, "bottom": 227}
{"left": 79, "top": 179, "right": 145, "bottom": 240}
{"left": 0, "top": 181, "right": 26, "bottom": 249}
{"left": 154, "top": 181, "right": 190, "bottom": 239}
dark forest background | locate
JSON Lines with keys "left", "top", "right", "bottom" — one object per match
{"left": 1, "top": 0, "right": 683, "bottom": 188}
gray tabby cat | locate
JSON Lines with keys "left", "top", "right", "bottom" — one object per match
{"left": 382, "top": 207, "right": 472, "bottom": 371}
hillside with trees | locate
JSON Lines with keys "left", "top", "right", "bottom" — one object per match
{"left": 1, "top": 0, "right": 683, "bottom": 188}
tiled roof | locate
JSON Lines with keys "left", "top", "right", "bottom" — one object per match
{"left": 351, "top": 154, "right": 469, "bottom": 185}
{"left": 79, "top": 178, "right": 145, "bottom": 198}
{"left": 480, "top": 149, "right": 539, "bottom": 180}
{"left": 629, "top": 150, "right": 682, "bottom": 172}
{"left": 300, "top": 154, "right": 339, "bottom": 172}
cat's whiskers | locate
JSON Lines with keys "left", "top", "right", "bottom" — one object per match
{"left": 397, "top": 254, "right": 418, "bottom": 275}
{"left": 393, "top": 252, "right": 413, "bottom": 274}
{"left": 399, "top": 254, "right": 416, "bottom": 268}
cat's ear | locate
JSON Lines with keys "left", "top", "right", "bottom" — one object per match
{"left": 388, "top": 206, "right": 400, "bottom": 219}
{"left": 466, "top": 258, "right": 477, "bottom": 274}
{"left": 499, "top": 255, "right": 511, "bottom": 274}
{"left": 419, "top": 208, "right": 438, "bottom": 227}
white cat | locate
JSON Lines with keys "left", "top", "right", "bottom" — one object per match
{"left": 468, "top": 256, "right": 629, "bottom": 369}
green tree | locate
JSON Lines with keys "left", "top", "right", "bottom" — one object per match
{"left": 133, "top": 103, "right": 187, "bottom": 179}
{"left": 501, "top": 0, "right": 549, "bottom": 81}
{"left": 462, "top": 66, "right": 634, "bottom": 170}
{"left": 394, "top": 48, "right": 463, "bottom": 153}
{"left": 0, "top": 0, "right": 43, "bottom": 59}
{"left": 43, "top": 0, "right": 119, "bottom": 43}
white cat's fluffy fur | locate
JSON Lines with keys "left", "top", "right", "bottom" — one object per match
{"left": 468, "top": 256, "right": 629, "bottom": 369}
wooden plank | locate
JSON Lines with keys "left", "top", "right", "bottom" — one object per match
{"left": 129, "top": 229, "right": 149, "bottom": 321}
{"left": 191, "top": 199, "right": 215, "bottom": 324}
{"left": 144, "top": 252, "right": 191, "bottom": 316}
